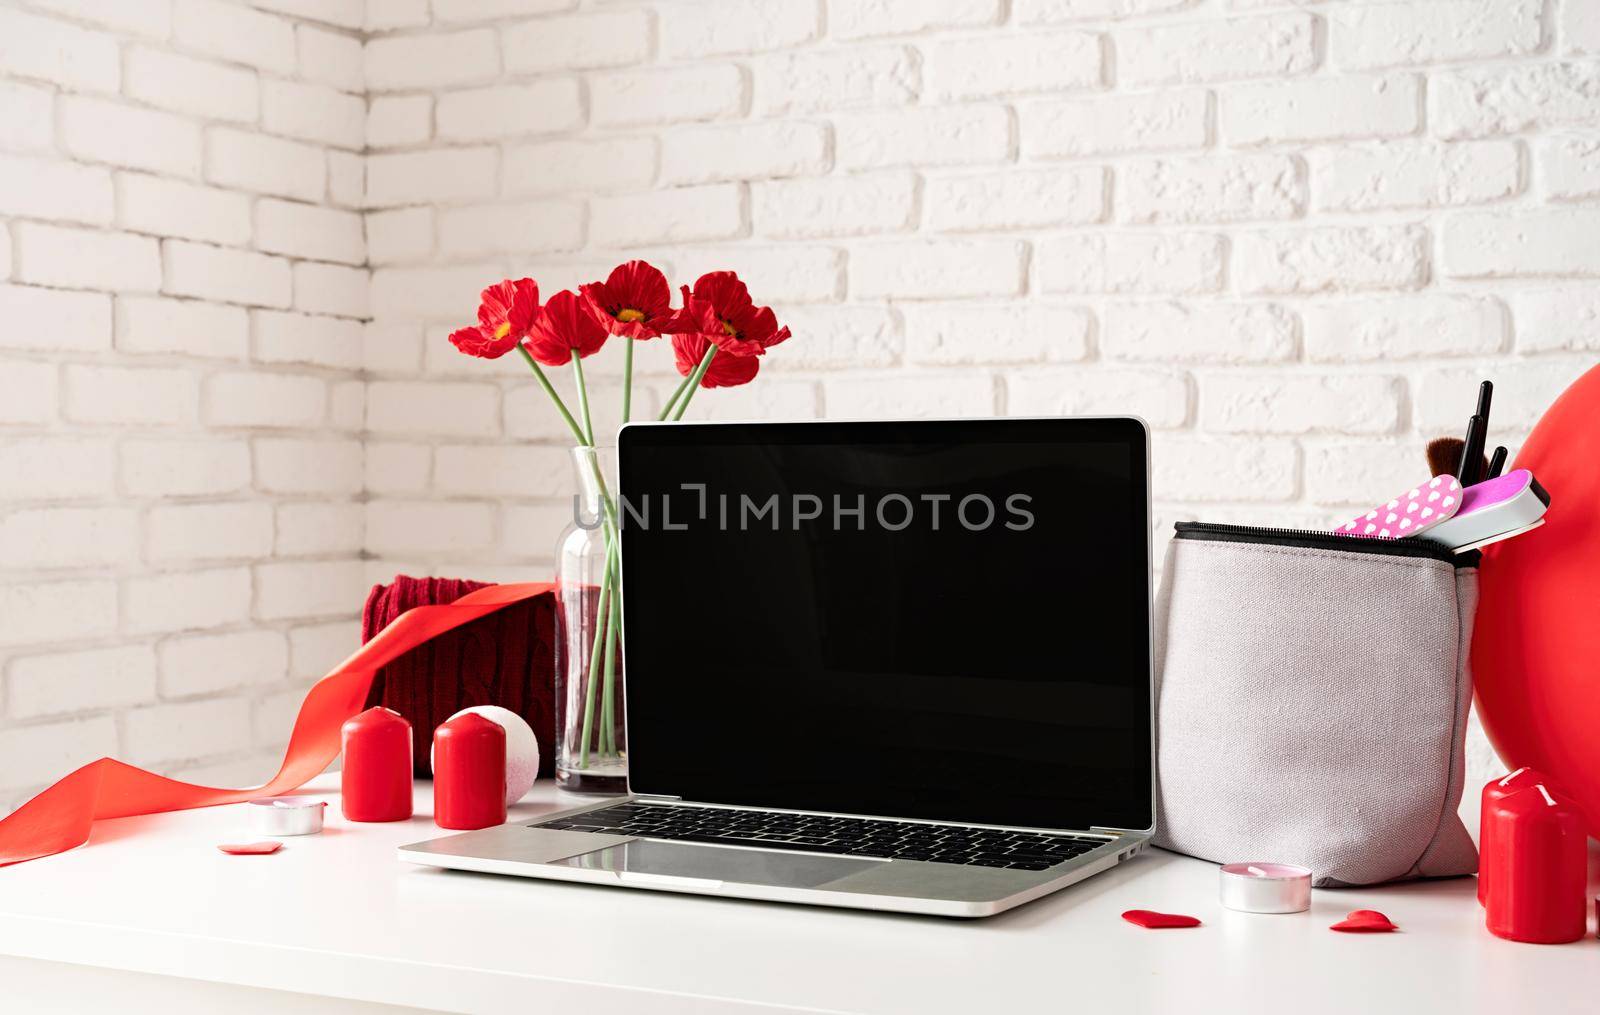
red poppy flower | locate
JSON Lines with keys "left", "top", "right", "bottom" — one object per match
{"left": 663, "top": 271, "right": 790, "bottom": 357}
{"left": 671, "top": 332, "right": 760, "bottom": 388}
{"left": 524, "top": 289, "right": 609, "bottom": 367}
{"left": 448, "top": 278, "right": 539, "bottom": 359}
{"left": 579, "top": 260, "right": 673, "bottom": 340}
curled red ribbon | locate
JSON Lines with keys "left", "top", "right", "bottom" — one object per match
{"left": 0, "top": 582, "right": 553, "bottom": 868}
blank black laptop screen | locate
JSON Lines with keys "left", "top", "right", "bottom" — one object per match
{"left": 617, "top": 418, "right": 1152, "bottom": 833}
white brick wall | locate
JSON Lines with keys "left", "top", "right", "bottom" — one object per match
{"left": 4, "top": 0, "right": 1597, "bottom": 819}
{"left": 0, "top": 0, "right": 366, "bottom": 807}
{"left": 347, "top": 0, "right": 1600, "bottom": 827}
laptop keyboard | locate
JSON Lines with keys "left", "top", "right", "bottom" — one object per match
{"left": 535, "top": 802, "right": 1106, "bottom": 871}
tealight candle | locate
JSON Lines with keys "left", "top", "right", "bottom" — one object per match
{"left": 1220, "top": 862, "right": 1312, "bottom": 914}
{"left": 248, "top": 796, "right": 326, "bottom": 836}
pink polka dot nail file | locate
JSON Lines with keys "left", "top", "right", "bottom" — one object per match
{"left": 1337, "top": 476, "right": 1463, "bottom": 540}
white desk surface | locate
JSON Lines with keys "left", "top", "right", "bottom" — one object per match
{"left": 1, "top": 774, "right": 1595, "bottom": 1014}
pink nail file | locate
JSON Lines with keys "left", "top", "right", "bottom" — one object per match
{"left": 1416, "top": 469, "right": 1550, "bottom": 552}
{"left": 1336, "top": 475, "right": 1463, "bottom": 539}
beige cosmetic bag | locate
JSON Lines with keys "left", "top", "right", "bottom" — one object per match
{"left": 1152, "top": 523, "right": 1479, "bottom": 887}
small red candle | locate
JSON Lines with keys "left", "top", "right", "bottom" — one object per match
{"left": 341, "top": 706, "right": 413, "bottom": 822}
{"left": 1478, "top": 767, "right": 1546, "bottom": 906}
{"left": 433, "top": 713, "right": 507, "bottom": 831}
{"left": 1483, "top": 783, "right": 1586, "bottom": 944}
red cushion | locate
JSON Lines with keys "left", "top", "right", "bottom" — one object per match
{"left": 362, "top": 576, "right": 558, "bottom": 778}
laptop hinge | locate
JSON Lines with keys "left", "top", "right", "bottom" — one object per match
{"left": 634, "top": 793, "right": 682, "bottom": 801}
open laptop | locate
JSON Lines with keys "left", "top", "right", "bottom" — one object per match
{"left": 401, "top": 418, "right": 1155, "bottom": 918}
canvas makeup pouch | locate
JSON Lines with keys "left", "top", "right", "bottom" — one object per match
{"left": 1152, "top": 523, "right": 1479, "bottom": 887}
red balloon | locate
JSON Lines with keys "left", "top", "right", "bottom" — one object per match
{"left": 1472, "top": 363, "right": 1600, "bottom": 837}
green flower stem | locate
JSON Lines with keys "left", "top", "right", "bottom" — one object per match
{"left": 599, "top": 542, "right": 620, "bottom": 758}
{"left": 658, "top": 372, "right": 693, "bottom": 421}
{"left": 571, "top": 356, "right": 624, "bottom": 590}
{"left": 515, "top": 344, "right": 620, "bottom": 546}
{"left": 591, "top": 499, "right": 622, "bottom": 759}
{"left": 594, "top": 537, "right": 613, "bottom": 759}
{"left": 670, "top": 345, "right": 718, "bottom": 421}
{"left": 593, "top": 464, "right": 620, "bottom": 530}
{"left": 578, "top": 555, "right": 613, "bottom": 769}
{"left": 601, "top": 541, "right": 624, "bottom": 755}
{"left": 579, "top": 454, "right": 622, "bottom": 727}
{"left": 516, "top": 344, "right": 587, "bottom": 447}
{"left": 571, "top": 351, "right": 597, "bottom": 447}
{"left": 621, "top": 338, "right": 634, "bottom": 424}
{"left": 608, "top": 542, "right": 624, "bottom": 758}
{"left": 577, "top": 439, "right": 621, "bottom": 547}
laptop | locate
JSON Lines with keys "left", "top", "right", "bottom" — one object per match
{"left": 401, "top": 417, "right": 1155, "bottom": 918}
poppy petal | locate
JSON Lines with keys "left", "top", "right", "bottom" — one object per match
{"left": 671, "top": 333, "right": 759, "bottom": 388}
{"left": 747, "top": 306, "right": 789, "bottom": 349}
{"left": 526, "top": 290, "right": 608, "bottom": 364}
{"left": 449, "top": 323, "right": 519, "bottom": 359}
{"left": 507, "top": 281, "right": 540, "bottom": 335}
{"left": 660, "top": 289, "right": 722, "bottom": 341}
{"left": 477, "top": 278, "right": 538, "bottom": 335}
{"left": 578, "top": 280, "right": 610, "bottom": 318}
{"left": 476, "top": 281, "right": 511, "bottom": 330}
{"left": 701, "top": 351, "right": 759, "bottom": 388}
{"left": 691, "top": 271, "right": 753, "bottom": 320}
{"left": 607, "top": 260, "right": 672, "bottom": 320}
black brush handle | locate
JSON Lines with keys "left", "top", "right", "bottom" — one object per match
{"left": 1464, "top": 380, "right": 1495, "bottom": 487}
{"left": 1457, "top": 414, "right": 1487, "bottom": 486}
{"left": 1487, "top": 445, "right": 1508, "bottom": 479}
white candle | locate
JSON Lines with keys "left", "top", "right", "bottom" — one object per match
{"left": 1219, "top": 861, "right": 1312, "bottom": 913}
{"left": 248, "top": 796, "right": 326, "bottom": 836}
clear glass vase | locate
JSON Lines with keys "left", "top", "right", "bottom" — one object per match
{"left": 553, "top": 445, "right": 627, "bottom": 794}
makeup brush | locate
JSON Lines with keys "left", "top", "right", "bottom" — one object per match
{"left": 1426, "top": 437, "right": 1489, "bottom": 479}
{"left": 1454, "top": 381, "right": 1494, "bottom": 487}
{"left": 1426, "top": 437, "right": 1465, "bottom": 478}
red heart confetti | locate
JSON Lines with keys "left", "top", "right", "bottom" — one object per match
{"left": 1122, "top": 909, "right": 1202, "bottom": 929}
{"left": 218, "top": 841, "right": 283, "bottom": 855}
{"left": 1330, "top": 909, "right": 1397, "bottom": 933}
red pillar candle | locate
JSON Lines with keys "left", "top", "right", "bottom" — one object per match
{"left": 433, "top": 713, "right": 507, "bottom": 831}
{"left": 341, "top": 706, "right": 414, "bottom": 822}
{"left": 1484, "top": 783, "right": 1587, "bottom": 944}
{"left": 1478, "top": 767, "right": 1546, "bottom": 906}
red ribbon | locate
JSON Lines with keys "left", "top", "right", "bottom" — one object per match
{"left": 0, "top": 582, "right": 553, "bottom": 868}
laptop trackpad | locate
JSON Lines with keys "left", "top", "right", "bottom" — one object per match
{"left": 550, "top": 839, "right": 879, "bottom": 889}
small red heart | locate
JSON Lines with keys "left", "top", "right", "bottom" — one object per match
{"left": 1330, "top": 909, "right": 1397, "bottom": 933}
{"left": 1122, "top": 909, "right": 1202, "bottom": 929}
{"left": 218, "top": 841, "right": 283, "bottom": 855}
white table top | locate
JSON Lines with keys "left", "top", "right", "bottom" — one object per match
{"left": 1, "top": 774, "right": 1595, "bottom": 1014}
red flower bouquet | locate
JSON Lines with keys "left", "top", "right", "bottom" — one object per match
{"left": 447, "top": 261, "right": 792, "bottom": 790}
{"left": 448, "top": 261, "right": 788, "bottom": 436}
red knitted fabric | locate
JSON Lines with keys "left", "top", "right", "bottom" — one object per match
{"left": 361, "top": 576, "right": 558, "bottom": 778}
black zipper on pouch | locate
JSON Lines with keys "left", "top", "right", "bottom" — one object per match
{"left": 1173, "top": 521, "right": 1480, "bottom": 567}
